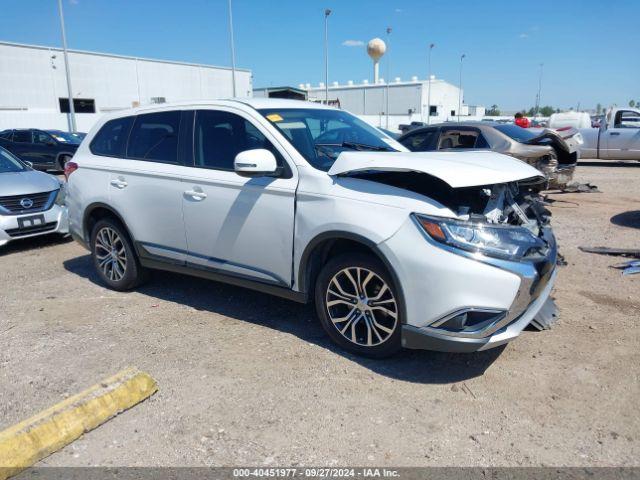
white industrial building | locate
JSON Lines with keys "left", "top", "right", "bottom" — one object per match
{"left": 0, "top": 41, "right": 252, "bottom": 132}
{"left": 302, "top": 77, "right": 485, "bottom": 131}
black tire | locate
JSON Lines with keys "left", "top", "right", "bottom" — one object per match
{"left": 315, "top": 253, "right": 402, "bottom": 358}
{"left": 90, "top": 218, "right": 147, "bottom": 291}
{"left": 57, "top": 155, "right": 71, "bottom": 172}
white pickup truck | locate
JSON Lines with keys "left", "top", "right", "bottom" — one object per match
{"left": 579, "top": 108, "right": 640, "bottom": 160}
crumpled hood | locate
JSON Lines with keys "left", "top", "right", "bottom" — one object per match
{"left": 327, "top": 150, "right": 544, "bottom": 188}
{"left": 0, "top": 170, "right": 60, "bottom": 196}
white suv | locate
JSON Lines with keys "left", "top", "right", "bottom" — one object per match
{"left": 66, "top": 99, "right": 558, "bottom": 357}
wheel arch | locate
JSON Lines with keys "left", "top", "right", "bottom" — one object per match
{"left": 83, "top": 202, "right": 133, "bottom": 246}
{"left": 298, "top": 231, "right": 406, "bottom": 322}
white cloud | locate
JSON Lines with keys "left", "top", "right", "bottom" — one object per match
{"left": 519, "top": 33, "right": 529, "bottom": 38}
{"left": 395, "top": 8, "right": 403, "bottom": 12}
{"left": 69, "top": 0, "right": 79, "bottom": 4}
{"left": 342, "top": 40, "right": 365, "bottom": 47}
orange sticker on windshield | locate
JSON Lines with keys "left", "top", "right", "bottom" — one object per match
{"left": 266, "top": 114, "right": 283, "bottom": 122}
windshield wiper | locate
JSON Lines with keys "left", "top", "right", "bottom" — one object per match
{"left": 315, "top": 141, "right": 393, "bottom": 152}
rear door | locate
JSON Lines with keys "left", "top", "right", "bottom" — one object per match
{"left": 9, "top": 130, "right": 34, "bottom": 163}
{"left": 181, "top": 107, "right": 297, "bottom": 287}
{"left": 602, "top": 110, "right": 640, "bottom": 159}
{"left": 105, "top": 110, "right": 191, "bottom": 263}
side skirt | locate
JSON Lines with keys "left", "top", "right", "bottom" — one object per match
{"left": 138, "top": 255, "right": 309, "bottom": 304}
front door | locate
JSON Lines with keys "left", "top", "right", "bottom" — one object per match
{"left": 31, "top": 130, "right": 58, "bottom": 167}
{"left": 602, "top": 110, "right": 640, "bottom": 160}
{"left": 181, "top": 108, "right": 297, "bottom": 287}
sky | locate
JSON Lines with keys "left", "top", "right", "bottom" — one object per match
{"left": 2, "top": 0, "right": 639, "bottom": 111}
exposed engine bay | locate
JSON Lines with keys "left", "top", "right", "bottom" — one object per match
{"left": 354, "top": 171, "right": 551, "bottom": 235}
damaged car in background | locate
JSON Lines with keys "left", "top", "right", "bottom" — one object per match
{"left": 67, "top": 100, "right": 558, "bottom": 357}
{"left": 398, "top": 122, "right": 582, "bottom": 189}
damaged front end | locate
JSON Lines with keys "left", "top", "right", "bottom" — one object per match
{"left": 359, "top": 171, "right": 560, "bottom": 343}
{"left": 524, "top": 128, "right": 580, "bottom": 190}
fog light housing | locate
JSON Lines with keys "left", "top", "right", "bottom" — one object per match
{"left": 431, "top": 309, "right": 506, "bottom": 333}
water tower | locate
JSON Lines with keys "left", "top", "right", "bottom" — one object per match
{"left": 367, "top": 38, "right": 386, "bottom": 84}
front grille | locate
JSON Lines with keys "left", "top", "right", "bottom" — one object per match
{"left": 0, "top": 190, "right": 56, "bottom": 214}
{"left": 5, "top": 221, "right": 58, "bottom": 237}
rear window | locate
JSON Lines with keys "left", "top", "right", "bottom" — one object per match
{"left": 13, "top": 131, "right": 32, "bottom": 143}
{"left": 90, "top": 117, "right": 134, "bottom": 157}
{"left": 127, "top": 111, "right": 181, "bottom": 163}
{"left": 494, "top": 124, "right": 538, "bottom": 143}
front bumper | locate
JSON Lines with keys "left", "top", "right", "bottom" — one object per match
{"left": 380, "top": 216, "right": 558, "bottom": 353}
{"left": 0, "top": 204, "right": 69, "bottom": 247}
{"left": 401, "top": 269, "right": 557, "bottom": 352}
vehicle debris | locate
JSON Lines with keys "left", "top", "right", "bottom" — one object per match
{"left": 579, "top": 246, "right": 640, "bottom": 258}
{"left": 612, "top": 260, "right": 640, "bottom": 276}
{"left": 529, "top": 298, "right": 559, "bottom": 331}
{"left": 560, "top": 182, "right": 600, "bottom": 193}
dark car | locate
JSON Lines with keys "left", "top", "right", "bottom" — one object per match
{"left": 0, "top": 128, "right": 81, "bottom": 171}
{"left": 397, "top": 122, "right": 581, "bottom": 189}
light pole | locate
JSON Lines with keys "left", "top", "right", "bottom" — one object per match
{"left": 324, "top": 9, "right": 331, "bottom": 105}
{"left": 535, "top": 63, "right": 543, "bottom": 117}
{"left": 426, "top": 43, "right": 435, "bottom": 124}
{"left": 385, "top": 27, "right": 392, "bottom": 129}
{"left": 458, "top": 53, "right": 466, "bottom": 122}
{"left": 57, "top": 0, "right": 76, "bottom": 133}
{"left": 228, "top": 0, "right": 237, "bottom": 97}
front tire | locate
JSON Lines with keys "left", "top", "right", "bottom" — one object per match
{"left": 90, "top": 219, "right": 146, "bottom": 291}
{"left": 315, "top": 253, "right": 402, "bottom": 358}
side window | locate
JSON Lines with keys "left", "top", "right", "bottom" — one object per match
{"left": 34, "top": 131, "right": 53, "bottom": 144}
{"left": 90, "top": 116, "right": 134, "bottom": 157}
{"left": 194, "top": 110, "right": 285, "bottom": 171}
{"left": 13, "top": 131, "right": 32, "bottom": 143}
{"left": 614, "top": 110, "right": 640, "bottom": 128}
{"left": 127, "top": 111, "right": 181, "bottom": 163}
{"left": 0, "top": 130, "right": 12, "bottom": 140}
{"left": 438, "top": 129, "right": 480, "bottom": 149}
{"left": 400, "top": 129, "right": 438, "bottom": 151}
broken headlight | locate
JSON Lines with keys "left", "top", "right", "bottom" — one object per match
{"left": 415, "top": 214, "right": 545, "bottom": 260}
{"left": 54, "top": 181, "right": 66, "bottom": 206}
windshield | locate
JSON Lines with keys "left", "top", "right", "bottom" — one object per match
{"left": 494, "top": 124, "right": 539, "bottom": 143}
{"left": 0, "top": 147, "right": 27, "bottom": 173}
{"left": 258, "top": 108, "right": 406, "bottom": 171}
{"left": 46, "top": 130, "right": 82, "bottom": 144}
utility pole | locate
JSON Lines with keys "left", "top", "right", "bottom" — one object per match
{"left": 535, "top": 63, "right": 543, "bottom": 116}
{"left": 57, "top": 0, "right": 76, "bottom": 132}
{"left": 426, "top": 43, "right": 435, "bottom": 124}
{"left": 385, "top": 27, "right": 392, "bottom": 129}
{"left": 324, "top": 9, "right": 331, "bottom": 105}
{"left": 228, "top": 0, "right": 237, "bottom": 97}
{"left": 458, "top": 53, "right": 466, "bottom": 122}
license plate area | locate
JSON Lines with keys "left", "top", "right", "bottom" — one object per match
{"left": 18, "top": 214, "right": 46, "bottom": 229}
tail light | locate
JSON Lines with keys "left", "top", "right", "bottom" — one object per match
{"left": 64, "top": 161, "right": 78, "bottom": 180}
{"left": 556, "top": 126, "right": 572, "bottom": 132}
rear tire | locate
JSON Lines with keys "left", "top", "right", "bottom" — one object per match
{"left": 90, "top": 218, "right": 147, "bottom": 291}
{"left": 315, "top": 253, "right": 402, "bottom": 358}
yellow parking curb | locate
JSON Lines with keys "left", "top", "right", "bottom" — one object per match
{"left": 0, "top": 367, "right": 158, "bottom": 480}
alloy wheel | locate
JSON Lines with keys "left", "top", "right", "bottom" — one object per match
{"left": 325, "top": 267, "right": 398, "bottom": 347}
{"left": 95, "top": 227, "right": 127, "bottom": 282}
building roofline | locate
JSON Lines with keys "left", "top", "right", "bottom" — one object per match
{"left": 0, "top": 40, "right": 251, "bottom": 73}
{"left": 304, "top": 78, "right": 452, "bottom": 91}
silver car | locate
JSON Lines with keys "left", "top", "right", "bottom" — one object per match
{"left": 0, "top": 147, "right": 68, "bottom": 247}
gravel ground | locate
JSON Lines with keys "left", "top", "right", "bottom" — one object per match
{"left": 0, "top": 160, "right": 638, "bottom": 467}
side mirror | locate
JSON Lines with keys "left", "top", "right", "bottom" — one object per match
{"left": 25, "top": 161, "right": 33, "bottom": 168}
{"left": 46, "top": 140, "right": 56, "bottom": 146}
{"left": 234, "top": 149, "right": 278, "bottom": 177}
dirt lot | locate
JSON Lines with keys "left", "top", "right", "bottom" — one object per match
{"left": 0, "top": 160, "right": 638, "bottom": 467}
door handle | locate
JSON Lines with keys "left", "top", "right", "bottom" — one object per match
{"left": 110, "top": 179, "right": 128, "bottom": 189}
{"left": 610, "top": 132, "right": 620, "bottom": 136}
{"left": 184, "top": 189, "right": 207, "bottom": 200}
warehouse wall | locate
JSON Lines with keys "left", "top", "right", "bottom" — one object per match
{"left": 0, "top": 42, "right": 252, "bottom": 132}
